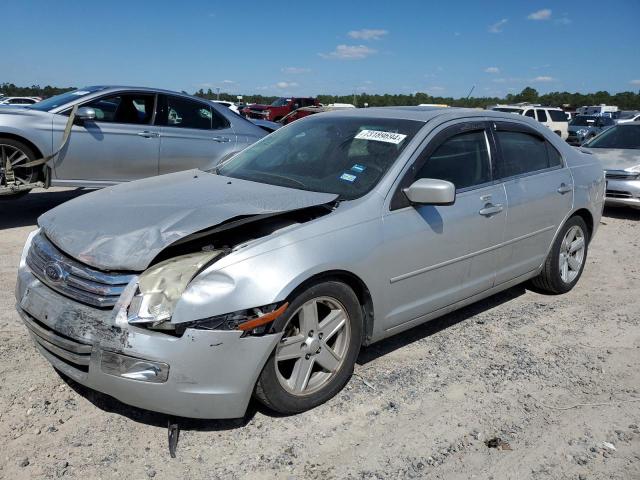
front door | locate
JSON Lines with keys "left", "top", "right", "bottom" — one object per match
{"left": 381, "top": 122, "right": 507, "bottom": 331}
{"left": 52, "top": 92, "right": 160, "bottom": 182}
{"left": 157, "top": 95, "right": 238, "bottom": 174}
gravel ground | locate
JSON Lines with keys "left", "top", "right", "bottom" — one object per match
{"left": 1, "top": 188, "right": 639, "bottom": 479}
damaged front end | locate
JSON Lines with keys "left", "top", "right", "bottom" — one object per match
{"left": 16, "top": 176, "right": 337, "bottom": 418}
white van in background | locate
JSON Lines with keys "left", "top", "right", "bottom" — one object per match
{"left": 489, "top": 104, "right": 569, "bottom": 139}
{"left": 576, "top": 105, "right": 618, "bottom": 117}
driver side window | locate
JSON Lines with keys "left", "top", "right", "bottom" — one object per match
{"left": 415, "top": 130, "right": 492, "bottom": 190}
{"left": 83, "top": 94, "right": 155, "bottom": 124}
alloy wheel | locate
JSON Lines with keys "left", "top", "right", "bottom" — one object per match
{"left": 0, "top": 143, "right": 34, "bottom": 186}
{"left": 275, "top": 297, "right": 351, "bottom": 396}
{"left": 559, "top": 225, "right": 585, "bottom": 283}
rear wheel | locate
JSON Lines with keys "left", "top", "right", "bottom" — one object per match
{"left": 0, "top": 139, "right": 39, "bottom": 199}
{"left": 254, "top": 281, "right": 363, "bottom": 414}
{"left": 531, "top": 216, "right": 588, "bottom": 294}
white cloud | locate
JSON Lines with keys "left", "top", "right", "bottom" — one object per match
{"left": 630, "top": 80, "right": 640, "bottom": 86}
{"left": 528, "top": 9, "right": 552, "bottom": 20}
{"left": 555, "top": 17, "right": 572, "bottom": 25}
{"left": 281, "top": 67, "right": 311, "bottom": 74}
{"left": 347, "top": 29, "right": 388, "bottom": 40}
{"left": 488, "top": 19, "right": 508, "bottom": 33}
{"left": 319, "top": 44, "right": 377, "bottom": 60}
{"left": 275, "top": 81, "right": 299, "bottom": 89}
{"left": 484, "top": 67, "right": 500, "bottom": 74}
{"left": 221, "top": 79, "right": 235, "bottom": 84}
{"left": 531, "top": 76, "right": 554, "bottom": 82}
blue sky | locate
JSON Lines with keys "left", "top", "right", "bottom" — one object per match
{"left": 2, "top": 0, "right": 639, "bottom": 98}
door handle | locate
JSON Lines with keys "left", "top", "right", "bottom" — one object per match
{"left": 137, "top": 131, "right": 160, "bottom": 138}
{"left": 212, "top": 136, "right": 231, "bottom": 143}
{"left": 479, "top": 203, "right": 503, "bottom": 217}
{"left": 557, "top": 183, "right": 572, "bottom": 194}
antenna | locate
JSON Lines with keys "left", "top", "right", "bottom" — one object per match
{"left": 465, "top": 85, "right": 475, "bottom": 99}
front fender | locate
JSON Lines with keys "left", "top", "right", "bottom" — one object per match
{"left": 170, "top": 216, "right": 384, "bottom": 325}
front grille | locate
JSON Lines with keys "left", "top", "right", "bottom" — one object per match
{"left": 605, "top": 170, "right": 639, "bottom": 180}
{"left": 21, "top": 309, "right": 91, "bottom": 373}
{"left": 606, "top": 189, "right": 633, "bottom": 199}
{"left": 26, "top": 232, "right": 135, "bottom": 308}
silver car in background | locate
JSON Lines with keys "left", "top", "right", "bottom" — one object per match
{"left": 567, "top": 115, "right": 616, "bottom": 145}
{"left": 581, "top": 121, "right": 640, "bottom": 208}
{"left": 16, "top": 107, "right": 604, "bottom": 419}
{"left": 0, "top": 86, "right": 266, "bottom": 197}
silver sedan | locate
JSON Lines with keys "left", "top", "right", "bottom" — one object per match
{"left": 0, "top": 86, "right": 266, "bottom": 197}
{"left": 16, "top": 107, "right": 604, "bottom": 418}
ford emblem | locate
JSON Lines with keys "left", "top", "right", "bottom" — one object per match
{"left": 44, "top": 262, "right": 65, "bottom": 283}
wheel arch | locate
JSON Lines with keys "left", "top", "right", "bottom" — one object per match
{"left": 0, "top": 132, "right": 45, "bottom": 159}
{"left": 0, "top": 133, "right": 47, "bottom": 182}
{"left": 285, "top": 269, "right": 375, "bottom": 346}
{"left": 571, "top": 208, "right": 594, "bottom": 241}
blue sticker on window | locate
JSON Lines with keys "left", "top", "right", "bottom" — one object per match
{"left": 351, "top": 164, "right": 366, "bottom": 173}
{"left": 339, "top": 172, "right": 357, "bottom": 182}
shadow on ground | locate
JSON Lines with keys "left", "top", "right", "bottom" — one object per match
{"left": 59, "top": 284, "right": 527, "bottom": 433}
{"left": 602, "top": 206, "right": 640, "bottom": 221}
{"left": 0, "top": 188, "right": 89, "bottom": 230}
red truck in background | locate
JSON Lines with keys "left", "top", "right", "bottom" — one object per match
{"left": 242, "top": 97, "right": 319, "bottom": 122}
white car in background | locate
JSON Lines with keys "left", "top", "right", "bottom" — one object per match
{"left": 490, "top": 104, "right": 569, "bottom": 140}
{"left": 0, "top": 96, "right": 41, "bottom": 106}
{"left": 211, "top": 100, "right": 240, "bottom": 114}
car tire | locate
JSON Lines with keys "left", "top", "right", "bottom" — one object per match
{"left": 0, "top": 138, "right": 39, "bottom": 200}
{"left": 254, "top": 280, "right": 363, "bottom": 414}
{"left": 531, "top": 216, "right": 589, "bottom": 294}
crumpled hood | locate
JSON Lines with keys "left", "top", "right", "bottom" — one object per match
{"left": 581, "top": 148, "right": 640, "bottom": 170}
{"left": 39, "top": 170, "right": 337, "bottom": 271}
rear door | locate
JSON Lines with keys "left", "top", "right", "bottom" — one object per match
{"left": 491, "top": 121, "right": 573, "bottom": 284}
{"left": 53, "top": 92, "right": 160, "bottom": 182}
{"left": 157, "top": 94, "right": 238, "bottom": 174}
{"left": 381, "top": 121, "right": 507, "bottom": 330}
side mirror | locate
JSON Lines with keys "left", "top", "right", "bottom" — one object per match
{"left": 75, "top": 106, "right": 96, "bottom": 123}
{"left": 404, "top": 178, "right": 456, "bottom": 206}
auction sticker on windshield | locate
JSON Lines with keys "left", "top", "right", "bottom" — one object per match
{"left": 355, "top": 129, "right": 407, "bottom": 144}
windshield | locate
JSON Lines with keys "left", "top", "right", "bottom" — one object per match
{"left": 218, "top": 116, "right": 423, "bottom": 200}
{"left": 27, "top": 86, "right": 107, "bottom": 111}
{"left": 492, "top": 107, "right": 523, "bottom": 114}
{"left": 270, "top": 97, "right": 290, "bottom": 107}
{"left": 618, "top": 111, "right": 639, "bottom": 120}
{"left": 584, "top": 125, "right": 640, "bottom": 149}
{"left": 570, "top": 116, "right": 597, "bottom": 127}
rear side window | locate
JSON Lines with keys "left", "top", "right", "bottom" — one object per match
{"left": 166, "top": 96, "right": 212, "bottom": 129}
{"left": 416, "top": 130, "right": 491, "bottom": 190}
{"left": 549, "top": 110, "right": 568, "bottom": 122}
{"left": 496, "top": 131, "right": 561, "bottom": 178}
{"left": 525, "top": 110, "right": 535, "bottom": 118}
{"left": 536, "top": 109, "right": 548, "bottom": 122}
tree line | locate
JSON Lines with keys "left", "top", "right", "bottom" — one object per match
{"left": 3, "top": 83, "right": 640, "bottom": 110}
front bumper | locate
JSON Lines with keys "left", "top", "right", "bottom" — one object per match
{"left": 604, "top": 177, "right": 640, "bottom": 209}
{"left": 15, "top": 267, "right": 281, "bottom": 419}
{"left": 566, "top": 133, "right": 585, "bottom": 146}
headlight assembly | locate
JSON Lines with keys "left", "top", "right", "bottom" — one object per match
{"left": 127, "top": 250, "right": 222, "bottom": 329}
{"left": 174, "top": 302, "right": 289, "bottom": 337}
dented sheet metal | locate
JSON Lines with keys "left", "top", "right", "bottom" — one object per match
{"left": 38, "top": 170, "right": 337, "bottom": 271}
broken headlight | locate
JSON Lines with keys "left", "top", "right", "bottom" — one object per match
{"left": 173, "top": 302, "right": 289, "bottom": 337}
{"left": 127, "top": 250, "right": 222, "bottom": 329}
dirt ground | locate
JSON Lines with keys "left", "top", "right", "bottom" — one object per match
{"left": 1, "top": 188, "right": 639, "bottom": 480}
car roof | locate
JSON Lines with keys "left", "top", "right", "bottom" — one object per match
{"left": 316, "top": 106, "right": 524, "bottom": 123}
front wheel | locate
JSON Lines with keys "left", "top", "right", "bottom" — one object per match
{"left": 0, "top": 139, "right": 39, "bottom": 199}
{"left": 531, "top": 216, "right": 589, "bottom": 294}
{"left": 254, "top": 281, "right": 363, "bottom": 414}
